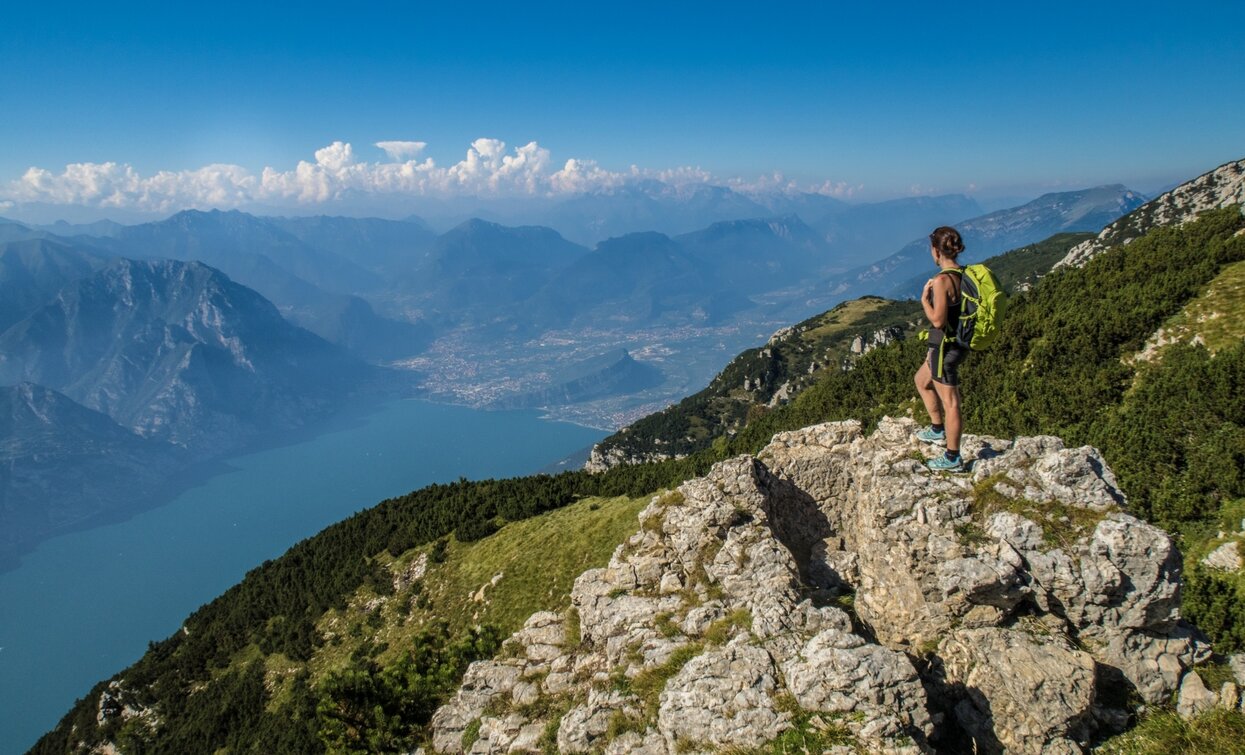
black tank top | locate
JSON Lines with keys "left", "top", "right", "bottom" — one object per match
{"left": 928, "top": 268, "right": 963, "bottom": 346}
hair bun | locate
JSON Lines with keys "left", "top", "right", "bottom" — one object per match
{"left": 929, "top": 226, "right": 964, "bottom": 259}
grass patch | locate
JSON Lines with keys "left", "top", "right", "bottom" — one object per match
{"left": 536, "top": 696, "right": 576, "bottom": 754}
{"left": 724, "top": 693, "right": 856, "bottom": 754}
{"left": 1145, "top": 258, "right": 1245, "bottom": 356}
{"left": 657, "top": 489, "right": 686, "bottom": 507}
{"left": 703, "top": 609, "right": 752, "bottom": 645}
{"left": 969, "top": 473, "right": 1114, "bottom": 549}
{"left": 564, "top": 606, "right": 582, "bottom": 647}
{"left": 306, "top": 494, "right": 648, "bottom": 682}
{"left": 623, "top": 643, "right": 705, "bottom": 724}
{"left": 1195, "top": 660, "right": 1239, "bottom": 691}
{"left": 654, "top": 611, "right": 683, "bottom": 639}
{"left": 606, "top": 709, "right": 647, "bottom": 741}
{"left": 461, "top": 717, "right": 482, "bottom": 749}
{"left": 1098, "top": 707, "right": 1245, "bottom": 754}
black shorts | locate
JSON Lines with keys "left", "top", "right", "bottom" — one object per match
{"left": 927, "top": 342, "right": 968, "bottom": 386}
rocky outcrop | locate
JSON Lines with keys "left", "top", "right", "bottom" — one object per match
{"left": 432, "top": 418, "right": 1209, "bottom": 753}
{"left": 584, "top": 444, "right": 680, "bottom": 474}
{"left": 1057, "top": 158, "right": 1245, "bottom": 269}
{"left": 1203, "top": 540, "right": 1242, "bottom": 572}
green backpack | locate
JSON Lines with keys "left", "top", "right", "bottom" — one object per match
{"left": 943, "top": 264, "right": 1006, "bottom": 350}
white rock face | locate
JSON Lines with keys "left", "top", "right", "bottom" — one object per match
{"left": 656, "top": 640, "right": 786, "bottom": 749}
{"left": 1057, "top": 159, "right": 1245, "bottom": 269}
{"left": 430, "top": 418, "right": 1208, "bottom": 753}
{"left": 1202, "top": 540, "right": 1242, "bottom": 572}
{"left": 1177, "top": 671, "right": 1218, "bottom": 720}
{"left": 939, "top": 626, "right": 1096, "bottom": 753}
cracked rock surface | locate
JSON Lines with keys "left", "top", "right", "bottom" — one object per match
{"left": 430, "top": 418, "right": 1208, "bottom": 754}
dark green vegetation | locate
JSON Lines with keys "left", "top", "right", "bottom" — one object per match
{"left": 34, "top": 208, "right": 1245, "bottom": 753}
{"left": 978, "top": 231, "right": 1095, "bottom": 292}
{"left": 315, "top": 623, "right": 502, "bottom": 755}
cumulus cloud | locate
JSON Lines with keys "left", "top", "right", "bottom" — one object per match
{"left": 375, "top": 140, "right": 427, "bottom": 160}
{"left": 4, "top": 138, "right": 862, "bottom": 212}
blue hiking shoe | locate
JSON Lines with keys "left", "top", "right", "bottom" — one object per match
{"left": 915, "top": 426, "right": 946, "bottom": 444}
{"left": 927, "top": 453, "right": 966, "bottom": 473}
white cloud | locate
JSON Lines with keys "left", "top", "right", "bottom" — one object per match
{"left": 3, "top": 138, "right": 863, "bottom": 211}
{"left": 375, "top": 140, "right": 427, "bottom": 160}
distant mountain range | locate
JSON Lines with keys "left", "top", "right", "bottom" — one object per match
{"left": 823, "top": 184, "right": 1147, "bottom": 300}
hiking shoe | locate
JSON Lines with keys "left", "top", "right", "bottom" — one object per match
{"left": 915, "top": 426, "right": 946, "bottom": 444}
{"left": 927, "top": 454, "right": 966, "bottom": 473}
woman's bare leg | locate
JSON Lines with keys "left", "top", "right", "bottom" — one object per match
{"left": 932, "top": 381, "right": 962, "bottom": 453}
{"left": 914, "top": 361, "right": 943, "bottom": 424}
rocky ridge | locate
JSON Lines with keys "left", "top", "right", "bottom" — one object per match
{"left": 430, "top": 418, "right": 1212, "bottom": 753}
{"left": 1057, "top": 159, "right": 1245, "bottom": 269}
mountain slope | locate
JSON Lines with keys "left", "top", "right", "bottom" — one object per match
{"left": 830, "top": 184, "right": 1145, "bottom": 299}
{"left": 586, "top": 296, "right": 922, "bottom": 469}
{"left": 0, "top": 383, "right": 186, "bottom": 559}
{"left": 532, "top": 231, "right": 748, "bottom": 327}
{"left": 114, "top": 209, "right": 381, "bottom": 295}
{"left": 0, "top": 258, "right": 371, "bottom": 449}
{"left": 539, "top": 181, "right": 772, "bottom": 245}
{"left": 405, "top": 219, "right": 588, "bottom": 319}
{"left": 674, "top": 215, "right": 833, "bottom": 289}
{"left": 807, "top": 193, "right": 983, "bottom": 264}
{"left": 264, "top": 214, "right": 436, "bottom": 275}
{"left": 99, "top": 210, "right": 428, "bottom": 359}
{"left": 1058, "top": 158, "right": 1245, "bottom": 268}
{"left": 491, "top": 349, "right": 664, "bottom": 410}
{"left": 0, "top": 238, "right": 105, "bottom": 332}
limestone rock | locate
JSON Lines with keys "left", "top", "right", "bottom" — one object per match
{"left": 1096, "top": 625, "right": 1211, "bottom": 705}
{"left": 656, "top": 640, "right": 786, "bottom": 749}
{"left": 430, "top": 418, "right": 1207, "bottom": 753}
{"left": 1203, "top": 540, "right": 1242, "bottom": 572}
{"left": 938, "top": 627, "right": 1096, "bottom": 754}
{"left": 393, "top": 552, "right": 429, "bottom": 592}
{"left": 557, "top": 689, "right": 641, "bottom": 753}
{"left": 781, "top": 626, "right": 932, "bottom": 749}
{"left": 1231, "top": 653, "right": 1245, "bottom": 686}
{"left": 1177, "top": 671, "right": 1218, "bottom": 720}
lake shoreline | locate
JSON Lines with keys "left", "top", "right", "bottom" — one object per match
{"left": 0, "top": 399, "right": 605, "bottom": 754}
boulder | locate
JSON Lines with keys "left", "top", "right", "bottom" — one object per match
{"left": 938, "top": 626, "right": 1096, "bottom": 754}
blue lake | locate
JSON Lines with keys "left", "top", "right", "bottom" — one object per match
{"left": 0, "top": 399, "right": 604, "bottom": 754}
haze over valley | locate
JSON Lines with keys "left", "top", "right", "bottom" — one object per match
{"left": 0, "top": 179, "right": 1150, "bottom": 561}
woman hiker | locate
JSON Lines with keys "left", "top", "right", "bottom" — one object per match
{"left": 915, "top": 226, "right": 968, "bottom": 472}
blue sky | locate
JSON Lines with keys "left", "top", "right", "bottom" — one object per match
{"left": 2, "top": 0, "right": 1242, "bottom": 213}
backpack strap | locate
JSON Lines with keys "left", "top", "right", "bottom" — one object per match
{"left": 936, "top": 267, "right": 964, "bottom": 303}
